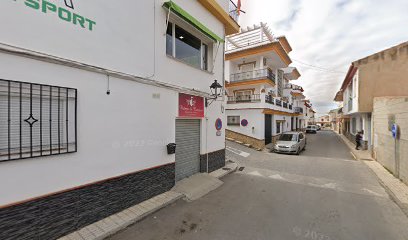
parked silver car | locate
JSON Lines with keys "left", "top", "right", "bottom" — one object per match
{"left": 306, "top": 125, "right": 317, "bottom": 134}
{"left": 273, "top": 132, "right": 306, "bottom": 155}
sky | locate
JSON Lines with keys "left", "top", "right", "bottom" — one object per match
{"left": 238, "top": 0, "right": 408, "bottom": 116}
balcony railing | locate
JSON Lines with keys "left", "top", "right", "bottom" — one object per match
{"left": 285, "top": 83, "right": 303, "bottom": 91}
{"left": 275, "top": 99, "right": 282, "bottom": 107}
{"left": 294, "top": 107, "right": 303, "bottom": 113}
{"left": 227, "top": 94, "right": 261, "bottom": 103}
{"left": 230, "top": 68, "right": 275, "bottom": 83}
{"left": 265, "top": 95, "right": 274, "bottom": 104}
{"left": 228, "top": 0, "right": 239, "bottom": 23}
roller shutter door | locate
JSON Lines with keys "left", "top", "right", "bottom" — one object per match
{"left": 175, "top": 119, "right": 201, "bottom": 181}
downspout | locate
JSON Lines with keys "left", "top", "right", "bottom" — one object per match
{"left": 206, "top": 107, "right": 209, "bottom": 173}
{"left": 145, "top": 0, "right": 157, "bottom": 79}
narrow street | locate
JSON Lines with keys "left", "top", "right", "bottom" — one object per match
{"left": 108, "top": 131, "right": 408, "bottom": 240}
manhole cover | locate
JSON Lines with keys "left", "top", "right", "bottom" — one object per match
{"left": 238, "top": 167, "right": 245, "bottom": 171}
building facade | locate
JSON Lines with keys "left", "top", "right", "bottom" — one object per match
{"left": 334, "top": 41, "right": 408, "bottom": 150}
{"left": 0, "top": 0, "right": 239, "bottom": 239}
{"left": 223, "top": 23, "right": 308, "bottom": 149}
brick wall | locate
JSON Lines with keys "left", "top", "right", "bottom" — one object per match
{"left": 0, "top": 163, "right": 175, "bottom": 240}
{"left": 226, "top": 129, "right": 265, "bottom": 149}
{"left": 200, "top": 149, "right": 226, "bottom": 173}
{"left": 373, "top": 97, "right": 408, "bottom": 184}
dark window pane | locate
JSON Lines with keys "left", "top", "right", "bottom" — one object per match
{"left": 166, "top": 22, "right": 173, "bottom": 56}
{"left": 175, "top": 25, "right": 201, "bottom": 68}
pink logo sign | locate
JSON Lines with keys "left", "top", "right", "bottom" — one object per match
{"left": 179, "top": 93, "right": 204, "bottom": 118}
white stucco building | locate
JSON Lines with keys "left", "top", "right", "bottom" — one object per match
{"left": 223, "top": 24, "right": 309, "bottom": 149}
{"left": 0, "top": 0, "right": 239, "bottom": 239}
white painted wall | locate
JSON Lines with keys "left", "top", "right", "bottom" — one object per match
{"left": 226, "top": 109, "right": 264, "bottom": 140}
{"left": 0, "top": 0, "right": 228, "bottom": 205}
{"left": 0, "top": 0, "right": 226, "bottom": 94}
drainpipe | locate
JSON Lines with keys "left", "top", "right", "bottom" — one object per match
{"left": 206, "top": 106, "right": 209, "bottom": 173}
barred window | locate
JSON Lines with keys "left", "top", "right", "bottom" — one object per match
{"left": 0, "top": 79, "right": 77, "bottom": 162}
{"left": 227, "top": 116, "right": 240, "bottom": 126}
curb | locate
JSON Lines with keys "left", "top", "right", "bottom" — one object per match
{"left": 336, "top": 132, "right": 408, "bottom": 217}
{"left": 336, "top": 132, "right": 371, "bottom": 161}
{"left": 59, "top": 191, "right": 183, "bottom": 240}
{"left": 210, "top": 161, "right": 238, "bottom": 179}
{"left": 363, "top": 161, "right": 408, "bottom": 218}
{"left": 226, "top": 137, "right": 261, "bottom": 151}
{"left": 60, "top": 162, "right": 236, "bottom": 240}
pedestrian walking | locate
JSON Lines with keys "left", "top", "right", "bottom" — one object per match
{"left": 355, "top": 131, "right": 363, "bottom": 150}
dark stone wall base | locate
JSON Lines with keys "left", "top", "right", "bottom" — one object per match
{"left": 200, "top": 149, "right": 226, "bottom": 173}
{"left": 0, "top": 163, "right": 175, "bottom": 240}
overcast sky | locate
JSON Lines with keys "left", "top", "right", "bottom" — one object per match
{"left": 239, "top": 0, "right": 408, "bottom": 116}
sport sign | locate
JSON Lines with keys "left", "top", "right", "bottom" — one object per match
{"left": 20, "top": 0, "right": 96, "bottom": 31}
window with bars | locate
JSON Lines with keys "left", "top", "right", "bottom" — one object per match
{"left": 0, "top": 79, "right": 77, "bottom": 162}
{"left": 227, "top": 116, "right": 240, "bottom": 126}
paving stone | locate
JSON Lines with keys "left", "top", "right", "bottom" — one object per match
{"left": 66, "top": 232, "right": 84, "bottom": 240}
{"left": 85, "top": 225, "right": 105, "bottom": 238}
{"left": 77, "top": 228, "right": 95, "bottom": 240}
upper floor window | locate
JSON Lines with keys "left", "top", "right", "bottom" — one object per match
{"left": 166, "top": 22, "right": 210, "bottom": 71}
{"left": 227, "top": 116, "right": 240, "bottom": 126}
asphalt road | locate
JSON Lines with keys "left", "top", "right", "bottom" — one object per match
{"left": 108, "top": 130, "right": 408, "bottom": 240}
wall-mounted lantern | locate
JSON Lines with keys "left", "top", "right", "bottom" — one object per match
{"left": 206, "top": 80, "right": 223, "bottom": 107}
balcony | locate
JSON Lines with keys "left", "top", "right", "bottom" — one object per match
{"left": 285, "top": 83, "right": 303, "bottom": 91}
{"left": 265, "top": 95, "right": 274, "bottom": 104}
{"left": 230, "top": 68, "right": 275, "bottom": 83}
{"left": 294, "top": 107, "right": 303, "bottom": 113}
{"left": 283, "top": 102, "right": 288, "bottom": 108}
{"left": 227, "top": 94, "right": 261, "bottom": 103}
{"left": 275, "top": 99, "right": 282, "bottom": 107}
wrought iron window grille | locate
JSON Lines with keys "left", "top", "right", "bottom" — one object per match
{"left": 0, "top": 79, "right": 77, "bottom": 162}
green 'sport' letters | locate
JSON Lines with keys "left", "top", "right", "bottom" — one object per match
{"left": 24, "top": 0, "right": 96, "bottom": 31}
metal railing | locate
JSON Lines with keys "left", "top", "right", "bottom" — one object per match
{"left": 227, "top": 94, "right": 261, "bottom": 103}
{"left": 265, "top": 95, "right": 274, "bottom": 104}
{"left": 294, "top": 107, "right": 303, "bottom": 113}
{"left": 285, "top": 83, "right": 303, "bottom": 91}
{"left": 230, "top": 68, "right": 275, "bottom": 83}
{"left": 275, "top": 99, "right": 282, "bottom": 107}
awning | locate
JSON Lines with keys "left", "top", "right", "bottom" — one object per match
{"left": 163, "top": 1, "right": 224, "bottom": 43}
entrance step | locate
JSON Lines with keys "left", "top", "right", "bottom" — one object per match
{"left": 172, "top": 173, "right": 223, "bottom": 201}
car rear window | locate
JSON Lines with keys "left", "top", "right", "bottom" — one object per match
{"left": 279, "top": 134, "right": 297, "bottom": 141}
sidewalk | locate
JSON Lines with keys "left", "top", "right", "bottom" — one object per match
{"left": 337, "top": 133, "right": 373, "bottom": 161}
{"left": 338, "top": 133, "right": 408, "bottom": 216}
{"left": 59, "top": 161, "right": 238, "bottom": 240}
